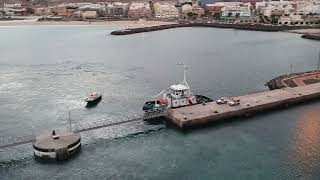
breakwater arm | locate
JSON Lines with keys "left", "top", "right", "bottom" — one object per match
{"left": 110, "top": 23, "right": 318, "bottom": 35}
{"left": 301, "top": 33, "right": 320, "bottom": 41}
{"left": 267, "top": 70, "right": 320, "bottom": 90}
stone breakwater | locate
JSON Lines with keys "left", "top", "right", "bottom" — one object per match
{"left": 110, "top": 23, "right": 319, "bottom": 35}
{"left": 267, "top": 70, "right": 320, "bottom": 90}
{"left": 301, "top": 33, "right": 320, "bottom": 41}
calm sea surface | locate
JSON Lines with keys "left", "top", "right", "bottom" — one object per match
{"left": 0, "top": 25, "right": 320, "bottom": 180}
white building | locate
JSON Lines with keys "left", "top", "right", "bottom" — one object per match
{"left": 182, "top": 4, "right": 192, "bottom": 14}
{"left": 298, "top": 4, "right": 320, "bottom": 15}
{"left": 296, "top": 0, "right": 320, "bottom": 15}
{"left": 81, "top": 10, "right": 97, "bottom": 19}
{"left": 107, "top": 2, "right": 128, "bottom": 17}
{"left": 78, "top": 4, "right": 104, "bottom": 11}
{"left": 255, "top": 1, "right": 267, "bottom": 11}
{"left": 278, "top": 15, "right": 303, "bottom": 25}
{"left": 154, "top": 3, "right": 180, "bottom": 19}
{"left": 128, "top": 2, "right": 151, "bottom": 18}
{"left": 221, "top": 2, "right": 251, "bottom": 17}
{"left": 278, "top": 14, "right": 319, "bottom": 26}
{"left": 179, "top": 0, "right": 192, "bottom": 5}
{"left": 257, "top": 1, "right": 295, "bottom": 16}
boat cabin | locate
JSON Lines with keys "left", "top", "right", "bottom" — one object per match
{"left": 169, "top": 84, "right": 190, "bottom": 99}
{"left": 165, "top": 82, "right": 196, "bottom": 108}
{"left": 143, "top": 63, "right": 209, "bottom": 110}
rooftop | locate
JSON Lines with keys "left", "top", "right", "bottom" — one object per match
{"left": 170, "top": 83, "right": 188, "bottom": 91}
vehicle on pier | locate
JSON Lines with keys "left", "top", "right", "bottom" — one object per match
{"left": 143, "top": 64, "right": 212, "bottom": 112}
{"left": 216, "top": 97, "right": 228, "bottom": 104}
{"left": 228, "top": 98, "right": 240, "bottom": 106}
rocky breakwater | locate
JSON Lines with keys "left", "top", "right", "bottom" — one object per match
{"left": 301, "top": 33, "right": 320, "bottom": 41}
{"left": 110, "top": 24, "right": 182, "bottom": 35}
{"left": 110, "top": 22, "right": 316, "bottom": 35}
{"left": 267, "top": 70, "right": 320, "bottom": 90}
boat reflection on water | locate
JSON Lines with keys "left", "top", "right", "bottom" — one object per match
{"left": 289, "top": 109, "right": 320, "bottom": 176}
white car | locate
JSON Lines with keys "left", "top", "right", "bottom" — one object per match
{"left": 216, "top": 98, "right": 227, "bottom": 104}
{"left": 228, "top": 99, "right": 240, "bottom": 106}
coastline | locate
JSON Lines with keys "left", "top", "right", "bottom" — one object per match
{"left": 0, "top": 20, "right": 175, "bottom": 28}
{"left": 1, "top": 19, "right": 319, "bottom": 40}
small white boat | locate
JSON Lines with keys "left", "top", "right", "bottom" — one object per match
{"left": 85, "top": 92, "right": 102, "bottom": 105}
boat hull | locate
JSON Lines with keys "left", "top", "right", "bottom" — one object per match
{"left": 143, "top": 100, "right": 162, "bottom": 111}
{"left": 86, "top": 95, "right": 102, "bottom": 105}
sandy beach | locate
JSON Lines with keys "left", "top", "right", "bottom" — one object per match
{"left": 0, "top": 19, "right": 175, "bottom": 28}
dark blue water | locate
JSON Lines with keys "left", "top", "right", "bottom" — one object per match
{"left": 0, "top": 25, "right": 320, "bottom": 180}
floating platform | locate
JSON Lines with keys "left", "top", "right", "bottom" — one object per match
{"left": 33, "top": 130, "right": 81, "bottom": 161}
{"left": 167, "top": 83, "right": 320, "bottom": 128}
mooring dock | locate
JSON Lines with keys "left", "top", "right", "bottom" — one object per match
{"left": 167, "top": 83, "right": 320, "bottom": 128}
{"left": 0, "top": 111, "right": 166, "bottom": 149}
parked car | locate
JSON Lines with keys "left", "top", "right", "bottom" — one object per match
{"left": 216, "top": 97, "right": 227, "bottom": 104}
{"left": 228, "top": 99, "right": 240, "bottom": 106}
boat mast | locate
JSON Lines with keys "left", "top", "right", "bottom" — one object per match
{"left": 318, "top": 50, "right": 320, "bottom": 72}
{"left": 180, "top": 63, "right": 191, "bottom": 94}
{"left": 317, "top": 50, "right": 320, "bottom": 79}
{"left": 183, "top": 64, "right": 187, "bottom": 84}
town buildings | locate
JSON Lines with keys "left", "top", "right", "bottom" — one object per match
{"left": 182, "top": 4, "right": 193, "bottom": 15}
{"left": 127, "top": 2, "right": 151, "bottom": 19}
{"left": 154, "top": 2, "right": 179, "bottom": 19}
{"left": 0, "top": 0, "right": 318, "bottom": 26}
{"left": 107, "top": 2, "right": 128, "bottom": 18}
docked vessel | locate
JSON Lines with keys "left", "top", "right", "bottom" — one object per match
{"left": 143, "top": 64, "right": 212, "bottom": 111}
{"left": 85, "top": 92, "right": 102, "bottom": 105}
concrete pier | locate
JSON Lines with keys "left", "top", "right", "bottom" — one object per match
{"left": 167, "top": 83, "right": 320, "bottom": 128}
